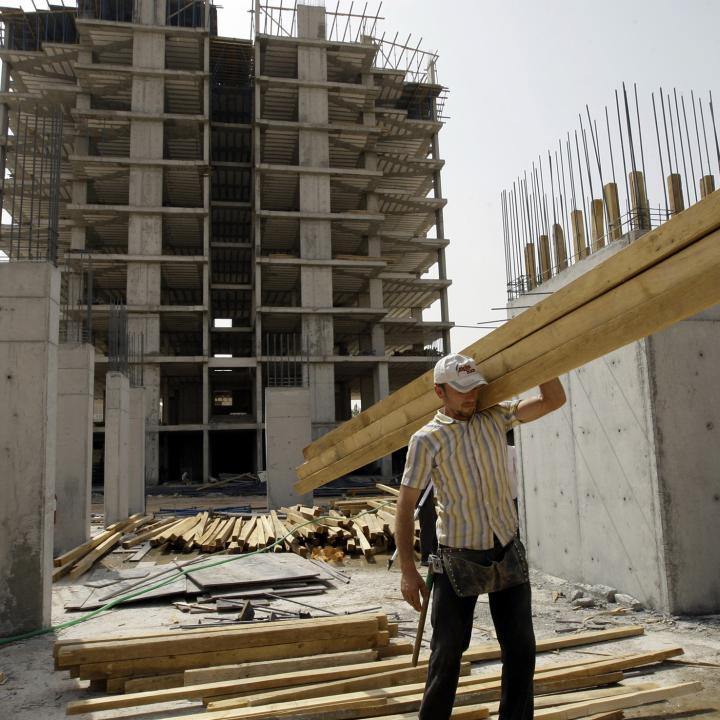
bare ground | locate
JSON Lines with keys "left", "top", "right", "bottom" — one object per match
{"left": 1, "top": 500, "right": 718, "bottom": 720}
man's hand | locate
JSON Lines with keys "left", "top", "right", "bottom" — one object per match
{"left": 401, "top": 565, "right": 429, "bottom": 612}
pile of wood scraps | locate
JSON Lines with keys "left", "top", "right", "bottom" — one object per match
{"left": 55, "top": 622, "right": 702, "bottom": 719}
{"left": 54, "top": 494, "right": 404, "bottom": 586}
{"left": 52, "top": 513, "right": 159, "bottom": 581}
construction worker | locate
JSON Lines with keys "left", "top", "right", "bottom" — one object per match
{"left": 395, "top": 353, "right": 566, "bottom": 720}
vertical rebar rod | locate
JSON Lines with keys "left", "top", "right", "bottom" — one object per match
{"left": 558, "top": 142, "right": 571, "bottom": 261}
{"left": 691, "top": 90, "right": 705, "bottom": 179}
{"left": 681, "top": 95, "right": 699, "bottom": 203}
{"left": 501, "top": 191, "right": 510, "bottom": 296}
{"left": 633, "top": 83, "right": 647, "bottom": 188}
{"left": 665, "top": 91, "right": 680, "bottom": 180}
{"left": 709, "top": 91, "right": 720, "bottom": 177}
{"left": 673, "top": 89, "right": 691, "bottom": 209}
{"left": 512, "top": 181, "right": 522, "bottom": 294}
{"left": 548, "top": 151, "right": 558, "bottom": 229}
{"left": 574, "top": 129, "right": 590, "bottom": 244}
{"left": 37, "top": 111, "right": 49, "bottom": 256}
{"left": 651, "top": 92, "right": 669, "bottom": 217}
{"left": 586, "top": 107, "right": 611, "bottom": 235}
{"left": 614, "top": 90, "right": 631, "bottom": 215}
{"left": 605, "top": 106, "right": 617, "bottom": 188}
{"left": 17, "top": 105, "right": 30, "bottom": 258}
{"left": 622, "top": 83, "right": 641, "bottom": 226}
{"left": 699, "top": 98, "right": 712, "bottom": 176}
{"left": 538, "top": 156, "right": 550, "bottom": 236}
{"left": 513, "top": 184, "right": 522, "bottom": 294}
{"left": 508, "top": 187, "right": 517, "bottom": 295}
{"left": 27, "top": 109, "right": 39, "bottom": 258}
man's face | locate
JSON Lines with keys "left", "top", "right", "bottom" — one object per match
{"left": 435, "top": 383, "right": 479, "bottom": 420}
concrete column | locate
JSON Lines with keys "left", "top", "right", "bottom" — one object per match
{"left": 128, "top": 386, "right": 146, "bottom": 515}
{"left": 55, "top": 343, "right": 94, "bottom": 555}
{"left": 104, "top": 372, "right": 130, "bottom": 526}
{"left": 298, "top": 5, "right": 335, "bottom": 439}
{"left": 0, "top": 262, "right": 60, "bottom": 637}
{"left": 265, "top": 387, "right": 313, "bottom": 508}
{"left": 128, "top": 12, "right": 166, "bottom": 485}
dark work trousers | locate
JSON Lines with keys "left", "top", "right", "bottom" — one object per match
{"left": 419, "top": 556, "right": 535, "bottom": 719}
{"left": 418, "top": 487, "right": 438, "bottom": 561}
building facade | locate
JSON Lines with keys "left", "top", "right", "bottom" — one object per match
{"left": 0, "top": 0, "right": 452, "bottom": 484}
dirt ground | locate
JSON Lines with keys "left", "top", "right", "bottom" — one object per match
{"left": 1, "top": 497, "right": 719, "bottom": 719}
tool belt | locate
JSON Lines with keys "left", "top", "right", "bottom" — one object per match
{"left": 435, "top": 537, "right": 529, "bottom": 597}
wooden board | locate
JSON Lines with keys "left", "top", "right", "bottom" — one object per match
{"left": 296, "top": 222, "right": 720, "bottom": 491}
{"left": 65, "top": 657, "right": 425, "bottom": 714}
{"left": 302, "top": 190, "right": 720, "bottom": 464}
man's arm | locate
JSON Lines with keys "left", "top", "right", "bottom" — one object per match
{"left": 516, "top": 377, "right": 566, "bottom": 424}
{"left": 395, "top": 484, "right": 429, "bottom": 612}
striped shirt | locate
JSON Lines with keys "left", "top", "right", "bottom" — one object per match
{"left": 401, "top": 401, "right": 521, "bottom": 550}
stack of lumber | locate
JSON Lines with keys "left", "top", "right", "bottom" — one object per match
{"left": 295, "top": 191, "right": 720, "bottom": 492}
{"left": 55, "top": 612, "right": 398, "bottom": 694}
{"left": 52, "top": 513, "right": 158, "bottom": 581}
{"left": 111, "top": 505, "right": 400, "bottom": 561}
{"left": 56, "top": 623, "right": 702, "bottom": 719}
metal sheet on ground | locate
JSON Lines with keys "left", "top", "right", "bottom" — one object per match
{"left": 66, "top": 575, "right": 190, "bottom": 611}
{"left": 185, "top": 553, "right": 321, "bottom": 590}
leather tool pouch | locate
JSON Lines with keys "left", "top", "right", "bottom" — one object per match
{"left": 441, "top": 538, "right": 529, "bottom": 597}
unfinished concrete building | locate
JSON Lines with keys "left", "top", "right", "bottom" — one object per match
{"left": 0, "top": 0, "right": 452, "bottom": 487}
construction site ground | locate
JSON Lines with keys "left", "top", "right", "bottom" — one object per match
{"left": 2, "top": 494, "right": 719, "bottom": 719}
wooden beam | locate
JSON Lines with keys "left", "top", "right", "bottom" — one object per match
{"left": 300, "top": 190, "right": 720, "bottom": 465}
{"left": 295, "top": 218, "right": 720, "bottom": 492}
{"left": 58, "top": 615, "right": 381, "bottom": 667}
{"left": 533, "top": 681, "right": 701, "bottom": 719}
{"left": 183, "top": 648, "right": 379, "bottom": 685}
{"left": 65, "top": 657, "right": 427, "bottom": 715}
{"left": 75, "top": 633, "right": 385, "bottom": 680}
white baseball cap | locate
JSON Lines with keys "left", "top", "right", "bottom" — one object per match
{"left": 433, "top": 354, "right": 487, "bottom": 392}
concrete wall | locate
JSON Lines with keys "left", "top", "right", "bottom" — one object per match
{"left": 128, "top": 386, "right": 146, "bottom": 515}
{"left": 265, "top": 387, "right": 313, "bottom": 508}
{"left": 104, "top": 372, "right": 130, "bottom": 526}
{"left": 518, "top": 341, "right": 669, "bottom": 609}
{"left": 55, "top": 343, "right": 95, "bottom": 555}
{"left": 0, "top": 262, "right": 60, "bottom": 636}
{"left": 648, "top": 307, "right": 720, "bottom": 613}
{"left": 512, "top": 234, "right": 720, "bottom": 614}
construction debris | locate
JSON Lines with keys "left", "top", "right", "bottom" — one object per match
{"left": 54, "top": 487, "right": 405, "bottom": 583}
{"left": 54, "top": 621, "right": 702, "bottom": 718}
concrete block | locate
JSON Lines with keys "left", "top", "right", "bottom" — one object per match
{"left": 0, "top": 262, "right": 59, "bottom": 637}
{"left": 104, "top": 372, "right": 130, "bottom": 526}
{"left": 55, "top": 343, "right": 94, "bottom": 555}
{"left": 265, "top": 387, "right": 313, "bottom": 509}
{"left": 128, "top": 387, "right": 146, "bottom": 515}
{"left": 0, "top": 261, "right": 60, "bottom": 299}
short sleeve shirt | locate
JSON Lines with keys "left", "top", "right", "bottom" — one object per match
{"left": 401, "top": 401, "right": 521, "bottom": 550}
